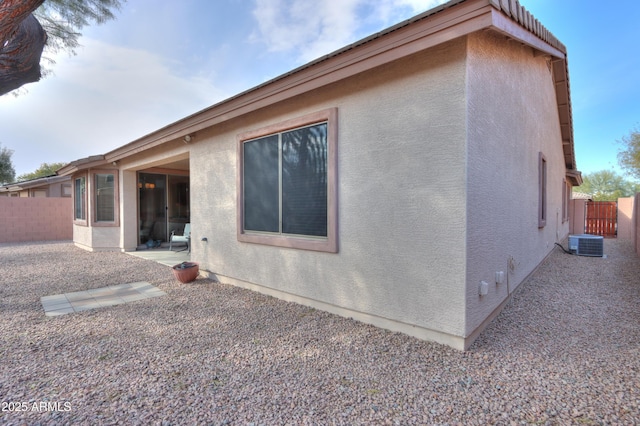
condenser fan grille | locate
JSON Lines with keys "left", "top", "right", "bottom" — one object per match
{"left": 568, "top": 234, "right": 604, "bottom": 257}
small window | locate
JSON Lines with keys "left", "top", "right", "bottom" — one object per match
{"left": 62, "top": 183, "right": 72, "bottom": 197}
{"left": 561, "top": 178, "right": 567, "bottom": 223}
{"left": 566, "top": 180, "right": 572, "bottom": 222}
{"left": 538, "top": 152, "right": 547, "bottom": 228}
{"left": 562, "top": 178, "right": 571, "bottom": 223}
{"left": 74, "top": 176, "right": 86, "bottom": 222}
{"left": 238, "top": 108, "right": 338, "bottom": 252}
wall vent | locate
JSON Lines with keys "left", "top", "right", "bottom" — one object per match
{"left": 568, "top": 234, "right": 604, "bottom": 257}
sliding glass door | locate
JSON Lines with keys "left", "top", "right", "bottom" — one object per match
{"left": 138, "top": 173, "right": 167, "bottom": 244}
{"left": 167, "top": 174, "right": 190, "bottom": 238}
{"left": 138, "top": 172, "right": 190, "bottom": 245}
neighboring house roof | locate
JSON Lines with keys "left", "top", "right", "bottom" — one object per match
{"left": 572, "top": 192, "right": 593, "bottom": 200}
{"left": 57, "top": 0, "right": 579, "bottom": 183}
{"left": 0, "top": 174, "right": 70, "bottom": 193}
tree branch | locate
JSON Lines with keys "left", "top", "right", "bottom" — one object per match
{"left": 0, "top": 0, "right": 47, "bottom": 95}
{"left": 0, "top": 14, "right": 47, "bottom": 95}
{"left": 0, "top": 0, "right": 45, "bottom": 44}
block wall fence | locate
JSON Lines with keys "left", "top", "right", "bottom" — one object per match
{"left": 0, "top": 198, "right": 73, "bottom": 243}
{"left": 631, "top": 192, "right": 640, "bottom": 256}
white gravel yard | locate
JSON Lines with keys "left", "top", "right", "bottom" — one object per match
{"left": 0, "top": 240, "right": 638, "bottom": 425}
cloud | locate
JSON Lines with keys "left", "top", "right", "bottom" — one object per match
{"left": 1, "top": 0, "right": 451, "bottom": 176}
{"left": 250, "top": 0, "right": 448, "bottom": 62}
{"left": 0, "top": 38, "right": 228, "bottom": 175}
{"left": 56, "top": 38, "right": 226, "bottom": 127}
{"left": 250, "top": 0, "right": 361, "bottom": 62}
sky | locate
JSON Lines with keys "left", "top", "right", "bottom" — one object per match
{"left": 1, "top": 0, "right": 639, "bottom": 181}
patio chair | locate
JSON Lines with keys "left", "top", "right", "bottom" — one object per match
{"left": 169, "top": 223, "right": 190, "bottom": 251}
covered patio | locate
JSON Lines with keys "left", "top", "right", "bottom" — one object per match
{"left": 56, "top": 139, "right": 192, "bottom": 253}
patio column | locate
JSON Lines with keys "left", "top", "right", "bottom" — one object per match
{"left": 120, "top": 169, "right": 138, "bottom": 251}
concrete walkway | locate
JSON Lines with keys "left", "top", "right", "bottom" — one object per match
{"left": 41, "top": 282, "right": 166, "bottom": 317}
{"left": 40, "top": 248, "right": 188, "bottom": 317}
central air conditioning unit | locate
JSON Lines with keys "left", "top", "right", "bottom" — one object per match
{"left": 568, "top": 234, "right": 604, "bottom": 257}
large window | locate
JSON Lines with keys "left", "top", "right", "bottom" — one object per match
{"left": 74, "top": 176, "right": 86, "bottom": 222}
{"left": 244, "top": 124, "right": 327, "bottom": 236}
{"left": 237, "top": 108, "right": 338, "bottom": 252}
{"left": 92, "top": 171, "right": 119, "bottom": 226}
{"left": 95, "top": 173, "right": 115, "bottom": 222}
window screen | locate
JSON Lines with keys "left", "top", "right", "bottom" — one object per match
{"left": 74, "top": 177, "right": 86, "bottom": 221}
{"left": 243, "top": 135, "right": 279, "bottom": 232}
{"left": 242, "top": 123, "right": 328, "bottom": 238}
{"left": 281, "top": 124, "right": 327, "bottom": 236}
{"left": 95, "top": 173, "right": 115, "bottom": 222}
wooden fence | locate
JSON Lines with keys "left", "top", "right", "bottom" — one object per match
{"left": 585, "top": 201, "right": 618, "bottom": 238}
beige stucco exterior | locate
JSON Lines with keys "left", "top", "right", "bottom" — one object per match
{"left": 58, "top": 0, "right": 582, "bottom": 349}
{"left": 184, "top": 31, "right": 572, "bottom": 349}
{"left": 570, "top": 198, "right": 588, "bottom": 235}
{"left": 190, "top": 38, "right": 469, "bottom": 346}
{"left": 464, "top": 30, "right": 571, "bottom": 338}
{"left": 617, "top": 197, "right": 635, "bottom": 242}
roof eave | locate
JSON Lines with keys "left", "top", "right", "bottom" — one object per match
{"left": 66, "top": 0, "right": 579, "bottom": 178}
{"left": 485, "top": 4, "right": 577, "bottom": 173}
{"left": 566, "top": 169, "right": 583, "bottom": 186}
{"left": 104, "top": 0, "right": 500, "bottom": 163}
{"left": 56, "top": 155, "right": 107, "bottom": 176}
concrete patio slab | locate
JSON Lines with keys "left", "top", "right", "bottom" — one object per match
{"left": 126, "top": 248, "right": 190, "bottom": 267}
{"left": 41, "top": 281, "right": 166, "bottom": 317}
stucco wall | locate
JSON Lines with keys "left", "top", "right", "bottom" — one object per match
{"left": 73, "top": 224, "right": 93, "bottom": 250}
{"left": 618, "top": 194, "right": 640, "bottom": 255}
{"left": 464, "top": 31, "right": 571, "bottom": 339}
{"left": 0, "top": 198, "right": 72, "bottom": 243}
{"left": 120, "top": 170, "right": 139, "bottom": 251}
{"left": 570, "top": 199, "right": 587, "bottom": 235}
{"left": 617, "top": 197, "right": 634, "bottom": 241}
{"left": 73, "top": 223, "right": 121, "bottom": 252}
{"left": 191, "top": 38, "right": 469, "bottom": 347}
{"left": 73, "top": 225, "right": 121, "bottom": 251}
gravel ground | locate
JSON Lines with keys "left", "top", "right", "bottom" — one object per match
{"left": 0, "top": 239, "right": 638, "bottom": 425}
